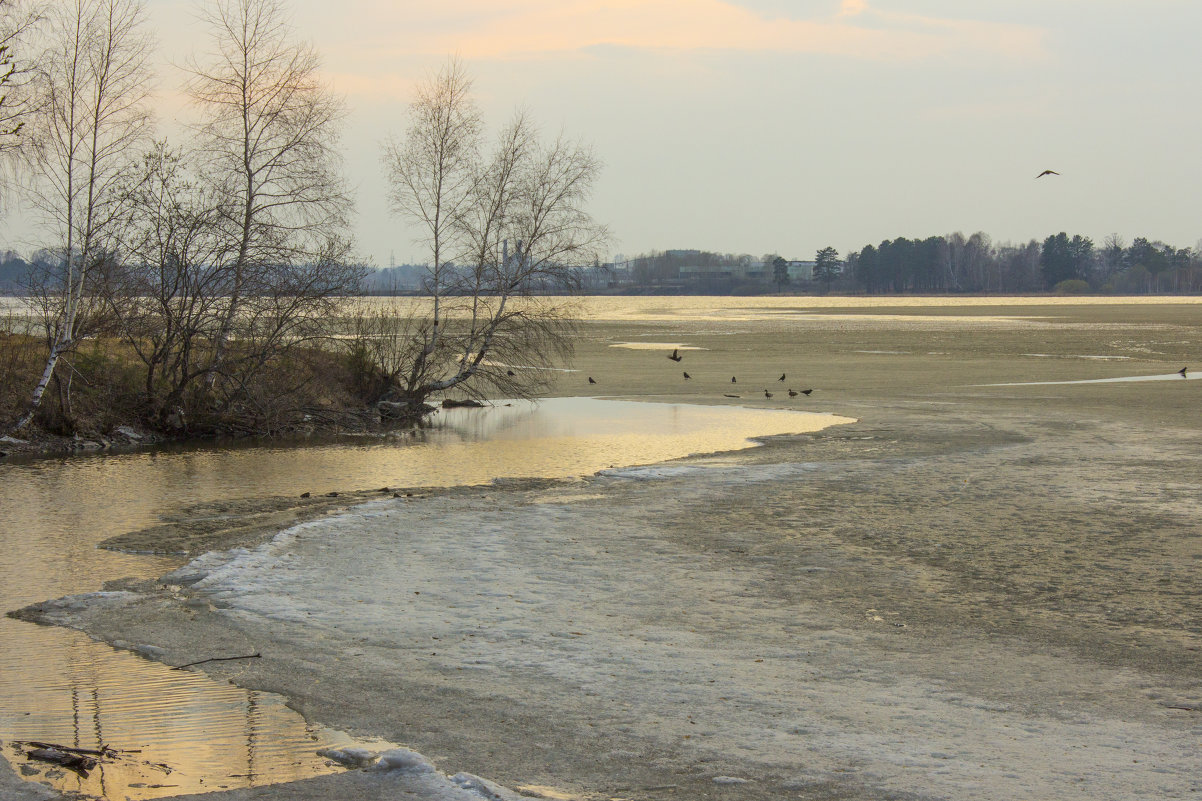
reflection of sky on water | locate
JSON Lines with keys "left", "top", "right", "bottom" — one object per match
{"left": 0, "top": 398, "right": 850, "bottom": 799}
{"left": 986, "top": 372, "right": 1202, "bottom": 386}
{"left": 607, "top": 342, "right": 707, "bottom": 350}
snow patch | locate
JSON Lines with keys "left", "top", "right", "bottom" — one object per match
{"left": 598, "top": 464, "right": 715, "bottom": 480}
{"left": 373, "top": 747, "right": 435, "bottom": 774}
{"left": 317, "top": 746, "right": 378, "bottom": 768}
{"left": 453, "top": 772, "right": 531, "bottom": 800}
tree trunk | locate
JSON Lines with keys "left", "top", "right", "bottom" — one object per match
{"left": 9, "top": 336, "right": 69, "bottom": 433}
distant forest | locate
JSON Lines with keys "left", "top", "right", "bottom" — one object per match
{"left": 620, "top": 232, "right": 1202, "bottom": 295}
{"left": 844, "top": 233, "right": 1197, "bottom": 295}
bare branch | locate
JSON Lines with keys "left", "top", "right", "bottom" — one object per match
{"left": 380, "top": 61, "right": 608, "bottom": 408}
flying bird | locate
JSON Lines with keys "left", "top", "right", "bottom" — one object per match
{"left": 1035, "top": 169, "right": 1060, "bottom": 179}
{"left": 683, "top": 371, "right": 691, "bottom": 379}
{"left": 588, "top": 376, "right": 596, "bottom": 384}
{"left": 668, "top": 348, "right": 683, "bottom": 362}
{"left": 778, "top": 373, "right": 786, "bottom": 382}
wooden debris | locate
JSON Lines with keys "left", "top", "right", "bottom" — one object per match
{"left": 25, "top": 747, "right": 98, "bottom": 776}
{"left": 171, "top": 652, "right": 261, "bottom": 670}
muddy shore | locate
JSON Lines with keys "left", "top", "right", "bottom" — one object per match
{"left": 9, "top": 300, "right": 1202, "bottom": 800}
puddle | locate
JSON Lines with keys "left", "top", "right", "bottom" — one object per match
{"left": 985, "top": 372, "right": 1199, "bottom": 386}
{"left": 1022, "top": 354, "right": 1133, "bottom": 360}
{"left": 4, "top": 658, "right": 395, "bottom": 798}
{"left": 608, "top": 342, "right": 706, "bottom": 351}
{"left": 1, "top": 398, "right": 850, "bottom": 799}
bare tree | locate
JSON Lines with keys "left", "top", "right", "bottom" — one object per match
{"left": 380, "top": 61, "right": 607, "bottom": 411}
{"left": 185, "top": 0, "right": 353, "bottom": 391}
{"left": 102, "top": 142, "right": 227, "bottom": 424}
{"left": 0, "top": 0, "right": 44, "bottom": 187}
{"left": 9, "top": 0, "right": 152, "bottom": 433}
{"left": 380, "top": 58, "right": 480, "bottom": 400}
{"left": 102, "top": 135, "right": 362, "bottom": 433}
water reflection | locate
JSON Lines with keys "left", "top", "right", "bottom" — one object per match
{"left": 986, "top": 372, "right": 1202, "bottom": 386}
{"left": 0, "top": 397, "right": 850, "bottom": 800}
{"left": 607, "top": 342, "right": 707, "bottom": 350}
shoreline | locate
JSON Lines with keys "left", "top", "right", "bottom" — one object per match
{"left": 13, "top": 401, "right": 1202, "bottom": 800}
{"left": 7, "top": 303, "right": 1202, "bottom": 800}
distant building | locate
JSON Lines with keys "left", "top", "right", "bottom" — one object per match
{"left": 787, "top": 261, "right": 815, "bottom": 281}
{"left": 679, "top": 264, "right": 736, "bottom": 281}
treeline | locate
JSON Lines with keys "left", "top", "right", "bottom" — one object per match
{"left": 845, "top": 232, "right": 1201, "bottom": 295}
{"left": 0, "top": 251, "right": 31, "bottom": 293}
{"left": 618, "top": 233, "right": 1202, "bottom": 296}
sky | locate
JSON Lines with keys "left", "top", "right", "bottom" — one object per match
{"left": 8, "top": 0, "right": 1202, "bottom": 266}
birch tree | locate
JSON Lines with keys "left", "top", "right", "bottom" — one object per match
{"left": 0, "top": 0, "right": 43, "bottom": 180}
{"left": 10, "top": 0, "right": 152, "bottom": 433}
{"left": 380, "top": 61, "right": 607, "bottom": 410}
{"left": 380, "top": 58, "right": 480, "bottom": 402}
{"left": 185, "top": 0, "right": 352, "bottom": 392}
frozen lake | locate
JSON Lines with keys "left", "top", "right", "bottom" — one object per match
{"left": 0, "top": 397, "right": 850, "bottom": 799}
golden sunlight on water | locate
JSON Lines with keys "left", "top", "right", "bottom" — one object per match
{"left": 0, "top": 398, "right": 850, "bottom": 799}
{"left": 572, "top": 294, "right": 1202, "bottom": 321}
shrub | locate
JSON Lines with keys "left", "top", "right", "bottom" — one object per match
{"left": 1053, "top": 279, "right": 1090, "bottom": 295}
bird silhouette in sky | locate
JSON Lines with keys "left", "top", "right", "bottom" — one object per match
{"left": 1035, "top": 169, "right": 1060, "bottom": 179}
{"left": 683, "top": 371, "right": 691, "bottom": 379}
{"left": 588, "top": 376, "right": 596, "bottom": 384}
{"left": 668, "top": 348, "right": 683, "bottom": 362}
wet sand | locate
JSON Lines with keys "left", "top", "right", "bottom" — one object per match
{"left": 10, "top": 300, "right": 1202, "bottom": 800}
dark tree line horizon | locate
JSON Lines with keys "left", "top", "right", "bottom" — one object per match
{"left": 846, "top": 232, "right": 1201, "bottom": 295}
{"left": 621, "top": 232, "right": 1202, "bottom": 296}
{"left": 843, "top": 231, "right": 1202, "bottom": 295}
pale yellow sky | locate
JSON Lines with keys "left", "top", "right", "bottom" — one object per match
{"left": 10, "top": 0, "right": 1202, "bottom": 266}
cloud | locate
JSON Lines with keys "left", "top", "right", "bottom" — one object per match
{"left": 329, "top": 0, "right": 1044, "bottom": 61}
{"left": 315, "top": 1, "right": 1047, "bottom": 102}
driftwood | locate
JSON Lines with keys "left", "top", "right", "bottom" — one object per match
{"left": 171, "top": 652, "right": 261, "bottom": 670}
{"left": 441, "top": 398, "right": 485, "bottom": 408}
{"left": 18, "top": 741, "right": 118, "bottom": 757}
{"left": 23, "top": 746, "right": 99, "bottom": 776}
{"left": 1162, "top": 703, "right": 1201, "bottom": 712}
{"left": 16, "top": 740, "right": 175, "bottom": 779}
